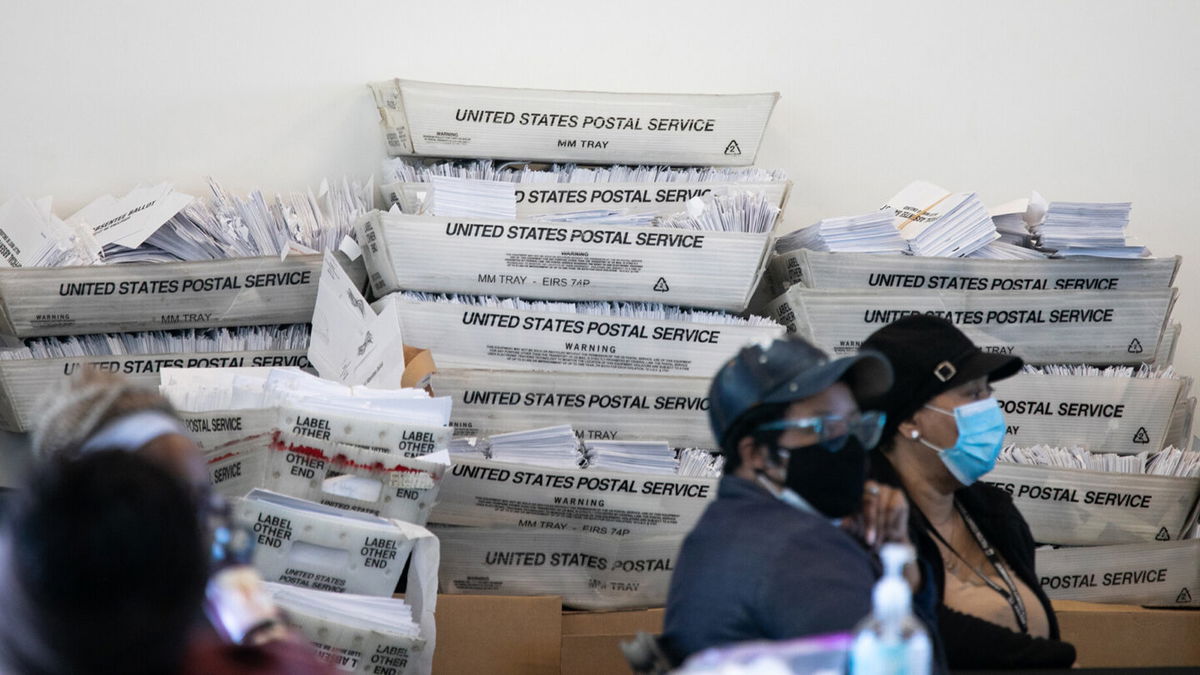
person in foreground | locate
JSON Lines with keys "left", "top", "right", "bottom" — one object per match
{"left": 7, "top": 370, "right": 333, "bottom": 674}
{"left": 662, "top": 335, "right": 945, "bottom": 669}
{"left": 0, "top": 451, "right": 211, "bottom": 674}
{"left": 861, "top": 315, "right": 1076, "bottom": 669}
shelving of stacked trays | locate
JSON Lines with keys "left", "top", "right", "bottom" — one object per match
{"left": 762, "top": 183, "right": 1198, "bottom": 609}
{"left": 0, "top": 179, "right": 373, "bottom": 432}
{"left": 361, "top": 76, "right": 791, "bottom": 610}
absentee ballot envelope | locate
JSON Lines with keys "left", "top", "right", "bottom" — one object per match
{"left": 1036, "top": 539, "right": 1200, "bottom": 607}
{"left": 992, "top": 372, "right": 1187, "bottom": 454}
{"left": 265, "top": 584, "right": 427, "bottom": 675}
{"left": 208, "top": 432, "right": 445, "bottom": 526}
{"left": 983, "top": 463, "right": 1200, "bottom": 545}
{"left": 433, "top": 525, "right": 682, "bottom": 610}
{"left": 768, "top": 287, "right": 1176, "bottom": 365}
{"left": 431, "top": 368, "right": 713, "bottom": 447}
{"left": 0, "top": 253, "right": 364, "bottom": 337}
{"left": 368, "top": 78, "right": 778, "bottom": 166}
{"left": 381, "top": 179, "right": 791, "bottom": 219}
{"left": 429, "top": 457, "right": 716, "bottom": 536}
{"left": 381, "top": 295, "right": 785, "bottom": 377}
{"left": 233, "top": 489, "right": 438, "bottom": 598}
{"left": 0, "top": 349, "right": 310, "bottom": 433}
{"left": 766, "top": 249, "right": 1179, "bottom": 296}
{"left": 356, "top": 212, "right": 772, "bottom": 312}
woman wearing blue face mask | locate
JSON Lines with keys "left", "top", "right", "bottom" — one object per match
{"left": 861, "top": 315, "right": 1076, "bottom": 670}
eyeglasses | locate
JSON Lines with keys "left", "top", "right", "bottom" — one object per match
{"left": 756, "top": 410, "right": 887, "bottom": 452}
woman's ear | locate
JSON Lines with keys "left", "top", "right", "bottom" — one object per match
{"left": 896, "top": 417, "right": 921, "bottom": 444}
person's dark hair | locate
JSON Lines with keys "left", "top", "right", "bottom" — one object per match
{"left": 720, "top": 402, "right": 788, "bottom": 473}
{"left": 0, "top": 451, "right": 208, "bottom": 675}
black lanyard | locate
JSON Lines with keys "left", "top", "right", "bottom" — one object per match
{"left": 925, "top": 501, "right": 1029, "bottom": 634}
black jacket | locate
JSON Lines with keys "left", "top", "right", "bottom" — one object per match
{"left": 662, "top": 475, "right": 946, "bottom": 671}
{"left": 870, "top": 452, "right": 1076, "bottom": 669}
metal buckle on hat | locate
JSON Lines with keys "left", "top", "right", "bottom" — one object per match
{"left": 933, "top": 360, "right": 957, "bottom": 382}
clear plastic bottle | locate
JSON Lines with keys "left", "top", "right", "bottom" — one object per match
{"left": 848, "top": 543, "right": 932, "bottom": 675}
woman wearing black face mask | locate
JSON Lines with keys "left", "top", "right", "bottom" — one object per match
{"left": 661, "top": 335, "right": 946, "bottom": 671}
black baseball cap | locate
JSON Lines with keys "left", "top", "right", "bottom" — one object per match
{"left": 708, "top": 335, "right": 893, "bottom": 451}
{"left": 861, "top": 315, "right": 1023, "bottom": 441}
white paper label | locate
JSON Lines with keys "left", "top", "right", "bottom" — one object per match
{"left": 432, "top": 368, "right": 713, "bottom": 447}
{"left": 992, "top": 373, "right": 1183, "bottom": 454}
{"left": 391, "top": 298, "right": 784, "bottom": 376}
{"left": 769, "top": 287, "right": 1175, "bottom": 366}
{"left": 357, "top": 212, "right": 770, "bottom": 312}
{"left": 0, "top": 254, "right": 357, "bottom": 337}
{"left": 983, "top": 463, "right": 1200, "bottom": 545}
{"left": 768, "top": 249, "right": 1179, "bottom": 296}
{"left": 371, "top": 79, "right": 778, "bottom": 166}
{"left": 434, "top": 525, "right": 681, "bottom": 610}
{"left": 431, "top": 457, "right": 716, "bottom": 536}
{"left": 1036, "top": 539, "right": 1200, "bottom": 607}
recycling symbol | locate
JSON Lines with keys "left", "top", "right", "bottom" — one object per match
{"left": 1128, "top": 338, "right": 1144, "bottom": 354}
{"left": 1155, "top": 527, "right": 1171, "bottom": 542}
{"left": 1177, "top": 587, "right": 1192, "bottom": 603}
{"left": 1132, "top": 427, "right": 1151, "bottom": 444}
{"left": 724, "top": 140, "right": 742, "bottom": 156}
{"left": 653, "top": 277, "right": 670, "bottom": 292}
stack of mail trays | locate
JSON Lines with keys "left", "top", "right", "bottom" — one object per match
{"left": 161, "top": 367, "right": 447, "bottom": 675}
{"left": 765, "top": 190, "right": 1198, "bottom": 609}
{"left": 360, "top": 77, "right": 795, "bottom": 611}
{"left": 0, "top": 180, "right": 373, "bottom": 432}
{"left": 0, "top": 182, "right": 451, "bottom": 673}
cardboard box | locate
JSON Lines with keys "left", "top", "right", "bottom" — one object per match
{"left": 430, "top": 595, "right": 1200, "bottom": 671}
{"left": 561, "top": 608, "right": 665, "bottom": 675}
{"left": 433, "top": 595, "right": 562, "bottom": 675}
{"left": 1053, "top": 599, "right": 1200, "bottom": 668}
{"left": 369, "top": 79, "right": 778, "bottom": 166}
{"left": 0, "top": 253, "right": 364, "bottom": 337}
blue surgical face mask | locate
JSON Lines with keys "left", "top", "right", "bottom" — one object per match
{"left": 917, "top": 397, "right": 1006, "bottom": 486}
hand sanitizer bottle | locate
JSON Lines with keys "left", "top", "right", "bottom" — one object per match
{"left": 849, "top": 543, "right": 932, "bottom": 675}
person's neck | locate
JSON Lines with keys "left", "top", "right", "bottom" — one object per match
{"left": 890, "top": 446, "right": 958, "bottom": 527}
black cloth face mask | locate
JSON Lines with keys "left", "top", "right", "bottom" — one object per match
{"left": 776, "top": 435, "right": 867, "bottom": 519}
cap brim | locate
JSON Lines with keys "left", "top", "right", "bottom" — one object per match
{"left": 951, "top": 350, "right": 1024, "bottom": 388}
{"left": 761, "top": 350, "right": 894, "bottom": 407}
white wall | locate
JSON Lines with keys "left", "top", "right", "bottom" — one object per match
{"left": 1, "top": 0, "right": 1196, "bottom": 380}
